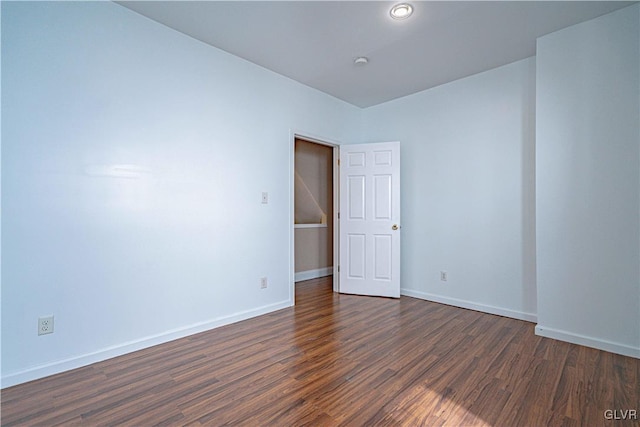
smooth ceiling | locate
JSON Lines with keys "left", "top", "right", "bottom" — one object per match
{"left": 118, "top": 1, "right": 635, "bottom": 108}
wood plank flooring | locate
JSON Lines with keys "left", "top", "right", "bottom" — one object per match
{"left": 2, "top": 277, "right": 639, "bottom": 426}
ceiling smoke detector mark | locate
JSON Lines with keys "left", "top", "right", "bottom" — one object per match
{"left": 390, "top": 3, "right": 413, "bottom": 20}
{"left": 354, "top": 56, "right": 369, "bottom": 66}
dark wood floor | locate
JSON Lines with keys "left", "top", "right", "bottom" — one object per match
{"left": 2, "top": 277, "right": 639, "bottom": 426}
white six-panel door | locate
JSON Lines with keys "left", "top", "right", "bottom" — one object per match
{"left": 339, "top": 142, "right": 400, "bottom": 298}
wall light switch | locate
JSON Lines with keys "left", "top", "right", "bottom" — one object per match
{"left": 262, "top": 192, "right": 268, "bottom": 204}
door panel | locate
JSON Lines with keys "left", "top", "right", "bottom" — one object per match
{"left": 347, "top": 234, "right": 366, "bottom": 279}
{"left": 339, "top": 141, "right": 400, "bottom": 298}
{"left": 348, "top": 176, "right": 366, "bottom": 219}
{"left": 374, "top": 175, "right": 392, "bottom": 219}
{"left": 374, "top": 234, "right": 392, "bottom": 280}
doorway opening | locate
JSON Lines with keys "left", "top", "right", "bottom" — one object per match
{"left": 292, "top": 134, "right": 340, "bottom": 303}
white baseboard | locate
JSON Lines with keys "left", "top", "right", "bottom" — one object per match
{"left": 400, "top": 288, "right": 537, "bottom": 323}
{"left": 295, "top": 267, "right": 333, "bottom": 282}
{"left": 535, "top": 325, "right": 640, "bottom": 359}
{"left": 1, "top": 299, "right": 293, "bottom": 389}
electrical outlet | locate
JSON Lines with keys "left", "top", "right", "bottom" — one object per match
{"left": 440, "top": 271, "right": 448, "bottom": 282}
{"left": 38, "top": 315, "right": 54, "bottom": 335}
{"left": 260, "top": 277, "right": 268, "bottom": 289}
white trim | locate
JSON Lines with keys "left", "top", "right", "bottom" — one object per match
{"left": 535, "top": 325, "right": 640, "bottom": 359}
{"left": 400, "top": 288, "right": 538, "bottom": 323}
{"left": 294, "top": 223, "right": 327, "bottom": 229}
{"left": 332, "top": 146, "right": 340, "bottom": 293}
{"left": 1, "top": 299, "right": 292, "bottom": 389}
{"left": 295, "top": 267, "right": 334, "bottom": 282}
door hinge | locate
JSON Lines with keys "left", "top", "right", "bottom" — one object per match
{"left": 338, "top": 212, "right": 340, "bottom": 219}
{"left": 338, "top": 265, "right": 340, "bottom": 272}
{"left": 337, "top": 158, "right": 340, "bottom": 166}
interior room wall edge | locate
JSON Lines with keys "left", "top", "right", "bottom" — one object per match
{"left": 1, "top": 299, "right": 292, "bottom": 389}
{"left": 401, "top": 289, "right": 537, "bottom": 323}
{"left": 536, "top": 325, "right": 640, "bottom": 359}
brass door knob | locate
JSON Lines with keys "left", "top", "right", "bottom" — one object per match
{"left": 392, "top": 224, "right": 399, "bottom": 230}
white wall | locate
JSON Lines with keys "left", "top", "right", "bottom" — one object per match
{"left": 535, "top": 4, "right": 640, "bottom": 358}
{"left": 1, "top": 1, "right": 360, "bottom": 386}
{"left": 361, "top": 57, "right": 538, "bottom": 322}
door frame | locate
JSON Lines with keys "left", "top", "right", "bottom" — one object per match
{"left": 290, "top": 130, "right": 341, "bottom": 304}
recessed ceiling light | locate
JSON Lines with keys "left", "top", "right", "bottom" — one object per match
{"left": 354, "top": 56, "right": 369, "bottom": 65}
{"left": 390, "top": 3, "right": 413, "bottom": 20}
